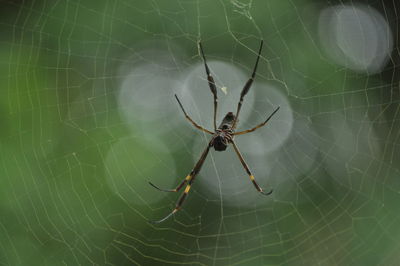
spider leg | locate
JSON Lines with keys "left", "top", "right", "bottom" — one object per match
{"left": 231, "top": 140, "right": 272, "bottom": 195}
{"left": 234, "top": 106, "right": 280, "bottom": 136}
{"left": 175, "top": 94, "right": 213, "bottom": 134}
{"left": 199, "top": 41, "right": 218, "bottom": 131}
{"left": 149, "top": 140, "right": 212, "bottom": 224}
{"left": 148, "top": 175, "right": 189, "bottom": 192}
{"left": 232, "top": 40, "right": 264, "bottom": 129}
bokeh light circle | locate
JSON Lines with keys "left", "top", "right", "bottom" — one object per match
{"left": 319, "top": 4, "right": 393, "bottom": 74}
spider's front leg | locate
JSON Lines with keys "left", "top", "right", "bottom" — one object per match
{"left": 174, "top": 94, "right": 213, "bottom": 135}
{"left": 199, "top": 41, "right": 218, "bottom": 131}
{"left": 232, "top": 40, "right": 264, "bottom": 129}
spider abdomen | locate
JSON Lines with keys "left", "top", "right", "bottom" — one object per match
{"left": 212, "top": 135, "right": 228, "bottom": 151}
{"left": 213, "top": 136, "right": 228, "bottom": 151}
{"left": 212, "top": 130, "right": 233, "bottom": 151}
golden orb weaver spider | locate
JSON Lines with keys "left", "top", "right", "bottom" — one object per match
{"left": 149, "top": 40, "right": 280, "bottom": 223}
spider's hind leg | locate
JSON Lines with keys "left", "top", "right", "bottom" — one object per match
{"left": 148, "top": 175, "right": 191, "bottom": 193}
{"left": 231, "top": 140, "right": 273, "bottom": 195}
{"left": 149, "top": 141, "right": 212, "bottom": 223}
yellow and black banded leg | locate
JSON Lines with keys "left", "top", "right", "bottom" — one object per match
{"left": 231, "top": 140, "right": 272, "bottom": 195}
{"left": 149, "top": 141, "right": 212, "bottom": 224}
{"left": 232, "top": 40, "right": 264, "bottom": 129}
{"left": 149, "top": 174, "right": 191, "bottom": 192}
{"left": 234, "top": 106, "right": 280, "bottom": 136}
{"left": 149, "top": 176, "right": 196, "bottom": 224}
{"left": 175, "top": 94, "right": 213, "bottom": 135}
{"left": 199, "top": 41, "right": 218, "bottom": 131}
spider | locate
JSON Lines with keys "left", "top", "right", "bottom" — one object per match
{"left": 149, "top": 40, "right": 280, "bottom": 223}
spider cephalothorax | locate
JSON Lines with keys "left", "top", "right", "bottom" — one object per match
{"left": 149, "top": 40, "right": 280, "bottom": 223}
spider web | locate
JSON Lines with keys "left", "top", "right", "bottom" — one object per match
{"left": 1, "top": 0, "right": 400, "bottom": 265}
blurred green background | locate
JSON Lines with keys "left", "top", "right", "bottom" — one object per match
{"left": 1, "top": 0, "right": 400, "bottom": 265}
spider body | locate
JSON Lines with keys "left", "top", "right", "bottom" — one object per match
{"left": 213, "top": 112, "right": 236, "bottom": 151}
{"left": 149, "top": 40, "right": 280, "bottom": 224}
